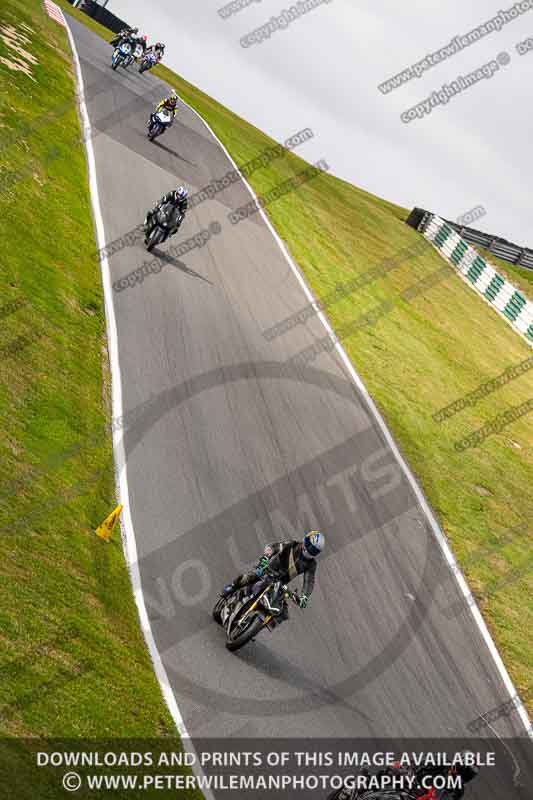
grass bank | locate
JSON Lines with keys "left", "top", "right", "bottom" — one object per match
{"left": 0, "top": 3, "right": 202, "bottom": 796}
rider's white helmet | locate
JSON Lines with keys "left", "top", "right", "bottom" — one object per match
{"left": 302, "top": 531, "right": 325, "bottom": 559}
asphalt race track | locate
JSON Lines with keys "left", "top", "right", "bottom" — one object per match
{"left": 68, "top": 15, "right": 528, "bottom": 755}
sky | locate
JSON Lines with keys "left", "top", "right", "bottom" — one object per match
{"left": 104, "top": 0, "right": 531, "bottom": 245}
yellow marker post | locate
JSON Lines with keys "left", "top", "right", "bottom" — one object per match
{"left": 95, "top": 504, "right": 123, "bottom": 542}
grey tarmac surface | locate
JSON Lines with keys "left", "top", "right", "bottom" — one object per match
{"left": 68, "top": 15, "right": 529, "bottom": 750}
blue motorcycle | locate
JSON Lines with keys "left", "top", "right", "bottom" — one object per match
{"left": 111, "top": 41, "right": 134, "bottom": 71}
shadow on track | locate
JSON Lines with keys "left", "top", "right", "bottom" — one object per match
{"left": 151, "top": 138, "right": 197, "bottom": 167}
{"left": 151, "top": 249, "right": 215, "bottom": 285}
{"left": 236, "top": 641, "right": 374, "bottom": 725}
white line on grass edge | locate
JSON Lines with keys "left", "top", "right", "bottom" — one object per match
{"left": 62, "top": 15, "right": 216, "bottom": 797}
{"left": 63, "top": 9, "right": 532, "bottom": 746}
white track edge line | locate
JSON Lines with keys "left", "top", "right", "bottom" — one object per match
{"left": 176, "top": 92, "right": 533, "bottom": 738}
{"left": 63, "top": 17, "right": 217, "bottom": 794}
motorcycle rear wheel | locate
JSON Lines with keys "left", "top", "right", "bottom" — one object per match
{"left": 145, "top": 226, "right": 165, "bottom": 252}
{"left": 226, "top": 614, "right": 264, "bottom": 652}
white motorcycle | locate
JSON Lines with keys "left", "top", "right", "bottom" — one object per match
{"left": 139, "top": 50, "right": 158, "bottom": 74}
{"left": 147, "top": 108, "right": 173, "bottom": 142}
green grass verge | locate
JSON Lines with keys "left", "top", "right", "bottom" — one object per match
{"left": 6, "top": 0, "right": 532, "bottom": 745}
{"left": 0, "top": 3, "right": 203, "bottom": 795}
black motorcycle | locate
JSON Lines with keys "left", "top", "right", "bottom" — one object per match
{"left": 213, "top": 571, "right": 301, "bottom": 652}
{"left": 143, "top": 203, "right": 182, "bottom": 252}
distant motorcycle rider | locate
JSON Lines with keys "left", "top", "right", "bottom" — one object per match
{"left": 144, "top": 186, "right": 188, "bottom": 240}
{"left": 133, "top": 34, "right": 148, "bottom": 56}
{"left": 110, "top": 26, "right": 138, "bottom": 47}
{"left": 222, "top": 531, "right": 325, "bottom": 611}
{"left": 142, "top": 42, "right": 164, "bottom": 68}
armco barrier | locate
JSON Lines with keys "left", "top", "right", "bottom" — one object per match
{"left": 407, "top": 212, "right": 533, "bottom": 347}
{"left": 406, "top": 206, "right": 533, "bottom": 271}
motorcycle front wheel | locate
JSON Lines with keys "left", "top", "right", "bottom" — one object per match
{"left": 226, "top": 614, "right": 264, "bottom": 652}
{"left": 145, "top": 226, "right": 165, "bottom": 252}
{"left": 148, "top": 125, "right": 163, "bottom": 141}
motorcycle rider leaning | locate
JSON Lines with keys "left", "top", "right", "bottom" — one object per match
{"left": 110, "top": 26, "right": 138, "bottom": 47}
{"left": 144, "top": 43, "right": 162, "bottom": 65}
{"left": 153, "top": 94, "right": 178, "bottom": 120}
{"left": 144, "top": 186, "right": 188, "bottom": 240}
{"left": 222, "top": 531, "right": 325, "bottom": 613}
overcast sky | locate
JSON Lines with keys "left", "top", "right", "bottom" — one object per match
{"left": 105, "top": 0, "right": 531, "bottom": 244}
